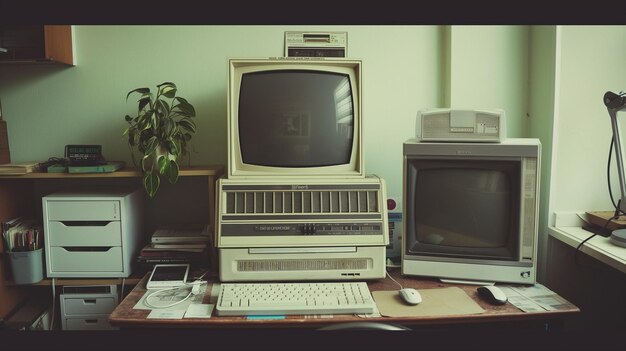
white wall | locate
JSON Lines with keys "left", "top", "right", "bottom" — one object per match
{"left": 549, "top": 26, "right": 626, "bottom": 218}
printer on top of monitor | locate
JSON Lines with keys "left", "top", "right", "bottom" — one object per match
{"left": 416, "top": 108, "right": 506, "bottom": 143}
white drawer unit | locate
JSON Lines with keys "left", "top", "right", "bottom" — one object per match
{"left": 60, "top": 285, "right": 119, "bottom": 331}
{"left": 43, "top": 190, "right": 144, "bottom": 278}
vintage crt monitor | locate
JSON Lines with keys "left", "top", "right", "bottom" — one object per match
{"left": 216, "top": 58, "right": 388, "bottom": 282}
{"left": 402, "top": 138, "right": 540, "bottom": 285}
{"left": 227, "top": 57, "right": 363, "bottom": 179}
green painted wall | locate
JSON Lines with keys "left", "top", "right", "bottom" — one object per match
{"left": 448, "top": 25, "right": 530, "bottom": 138}
{"left": 0, "top": 25, "right": 442, "bottom": 201}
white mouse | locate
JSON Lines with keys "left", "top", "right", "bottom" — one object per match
{"left": 477, "top": 285, "right": 508, "bottom": 305}
{"left": 399, "top": 288, "right": 422, "bottom": 305}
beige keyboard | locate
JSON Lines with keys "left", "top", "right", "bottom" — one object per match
{"left": 215, "top": 282, "right": 376, "bottom": 316}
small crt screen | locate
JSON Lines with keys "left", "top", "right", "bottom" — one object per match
{"left": 406, "top": 160, "right": 520, "bottom": 260}
{"left": 238, "top": 70, "right": 354, "bottom": 168}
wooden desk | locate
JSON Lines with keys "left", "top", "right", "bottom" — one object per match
{"left": 109, "top": 268, "right": 579, "bottom": 330}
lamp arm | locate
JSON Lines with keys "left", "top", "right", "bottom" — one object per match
{"left": 605, "top": 91, "right": 626, "bottom": 213}
{"left": 608, "top": 109, "right": 626, "bottom": 213}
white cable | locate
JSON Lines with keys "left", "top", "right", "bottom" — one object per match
{"left": 120, "top": 278, "right": 126, "bottom": 301}
{"left": 143, "top": 280, "right": 206, "bottom": 309}
{"left": 144, "top": 286, "right": 194, "bottom": 309}
{"left": 385, "top": 270, "right": 403, "bottom": 290}
{"left": 50, "top": 278, "right": 56, "bottom": 330}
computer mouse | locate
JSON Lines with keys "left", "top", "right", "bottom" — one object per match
{"left": 399, "top": 288, "right": 422, "bottom": 305}
{"left": 477, "top": 285, "right": 508, "bottom": 305}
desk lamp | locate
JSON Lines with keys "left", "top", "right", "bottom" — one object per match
{"left": 604, "top": 90, "right": 626, "bottom": 247}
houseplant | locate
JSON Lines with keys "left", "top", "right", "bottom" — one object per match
{"left": 123, "top": 82, "right": 196, "bottom": 198}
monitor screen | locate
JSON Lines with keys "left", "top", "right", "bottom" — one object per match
{"left": 238, "top": 70, "right": 354, "bottom": 168}
{"left": 406, "top": 159, "right": 521, "bottom": 261}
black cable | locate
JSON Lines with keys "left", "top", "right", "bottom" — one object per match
{"left": 607, "top": 136, "right": 618, "bottom": 209}
{"left": 575, "top": 137, "right": 626, "bottom": 266}
{"left": 574, "top": 215, "right": 612, "bottom": 267}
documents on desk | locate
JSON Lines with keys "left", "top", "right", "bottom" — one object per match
{"left": 499, "top": 283, "right": 576, "bottom": 313}
{"left": 134, "top": 284, "right": 211, "bottom": 320}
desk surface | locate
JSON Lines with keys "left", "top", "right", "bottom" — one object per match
{"left": 109, "top": 269, "right": 579, "bottom": 328}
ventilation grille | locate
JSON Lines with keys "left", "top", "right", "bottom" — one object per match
{"left": 224, "top": 190, "right": 379, "bottom": 214}
{"left": 237, "top": 258, "right": 368, "bottom": 272}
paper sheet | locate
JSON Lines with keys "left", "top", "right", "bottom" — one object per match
{"left": 147, "top": 310, "right": 185, "bottom": 319}
{"left": 372, "top": 287, "right": 484, "bottom": 318}
{"left": 499, "top": 283, "right": 576, "bottom": 313}
{"left": 184, "top": 304, "right": 215, "bottom": 318}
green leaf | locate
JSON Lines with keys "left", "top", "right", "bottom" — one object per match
{"left": 126, "top": 87, "right": 150, "bottom": 101}
{"left": 144, "top": 137, "right": 158, "bottom": 155}
{"left": 156, "top": 99, "right": 170, "bottom": 119}
{"left": 166, "top": 160, "right": 179, "bottom": 184}
{"left": 168, "top": 139, "right": 181, "bottom": 155}
{"left": 151, "top": 113, "right": 158, "bottom": 132}
{"left": 157, "top": 82, "right": 176, "bottom": 89}
{"left": 157, "top": 82, "right": 177, "bottom": 98}
{"left": 140, "top": 154, "right": 150, "bottom": 172}
{"left": 165, "top": 118, "right": 175, "bottom": 137}
{"left": 140, "top": 121, "right": 152, "bottom": 131}
{"left": 127, "top": 132, "right": 135, "bottom": 146}
{"left": 173, "top": 97, "right": 196, "bottom": 117}
{"left": 178, "top": 119, "right": 196, "bottom": 133}
{"left": 161, "top": 86, "right": 177, "bottom": 99}
{"left": 158, "top": 154, "right": 168, "bottom": 174}
{"left": 143, "top": 171, "right": 160, "bottom": 198}
{"left": 138, "top": 95, "right": 151, "bottom": 111}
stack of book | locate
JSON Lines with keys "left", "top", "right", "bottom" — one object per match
{"left": 136, "top": 225, "right": 211, "bottom": 271}
{"left": 0, "top": 161, "right": 43, "bottom": 175}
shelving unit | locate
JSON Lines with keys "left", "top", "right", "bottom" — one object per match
{"left": 0, "top": 25, "right": 75, "bottom": 65}
{"left": 0, "top": 165, "right": 224, "bottom": 320}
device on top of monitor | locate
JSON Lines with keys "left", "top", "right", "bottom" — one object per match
{"left": 416, "top": 108, "right": 506, "bottom": 143}
{"left": 227, "top": 57, "right": 363, "bottom": 179}
{"left": 402, "top": 138, "right": 540, "bottom": 285}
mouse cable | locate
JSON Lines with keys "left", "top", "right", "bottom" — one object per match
{"left": 385, "top": 270, "right": 403, "bottom": 290}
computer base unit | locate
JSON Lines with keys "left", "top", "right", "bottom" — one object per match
{"left": 216, "top": 176, "right": 390, "bottom": 282}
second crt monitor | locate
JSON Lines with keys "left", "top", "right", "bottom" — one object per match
{"left": 402, "top": 138, "right": 540, "bottom": 285}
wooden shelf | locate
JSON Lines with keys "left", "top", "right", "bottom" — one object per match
{"left": 0, "top": 165, "right": 224, "bottom": 179}
{"left": 5, "top": 277, "right": 143, "bottom": 287}
{"left": 0, "top": 25, "right": 75, "bottom": 65}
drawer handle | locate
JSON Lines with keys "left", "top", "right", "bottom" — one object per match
{"left": 83, "top": 299, "right": 97, "bottom": 304}
{"left": 60, "top": 221, "right": 112, "bottom": 227}
{"left": 84, "top": 319, "right": 98, "bottom": 324}
{"left": 62, "top": 247, "right": 113, "bottom": 252}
